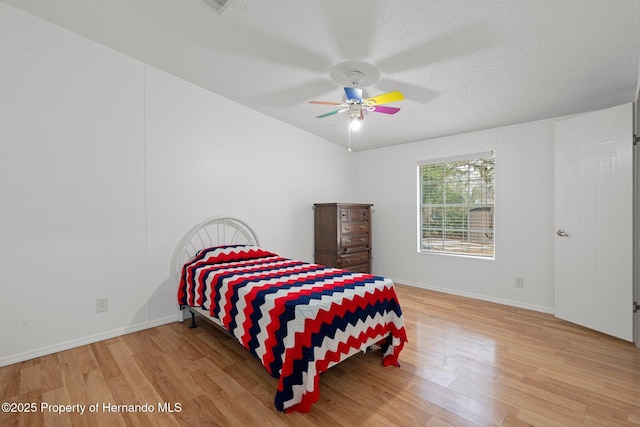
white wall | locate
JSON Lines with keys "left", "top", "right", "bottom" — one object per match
{"left": 0, "top": 3, "right": 147, "bottom": 365}
{"left": 0, "top": 3, "right": 352, "bottom": 366}
{"left": 355, "top": 120, "right": 556, "bottom": 312}
{"left": 252, "top": 113, "right": 356, "bottom": 262}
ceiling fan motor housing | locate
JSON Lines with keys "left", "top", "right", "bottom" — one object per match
{"left": 347, "top": 71, "right": 364, "bottom": 86}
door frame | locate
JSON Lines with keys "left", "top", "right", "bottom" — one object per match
{"left": 635, "top": 101, "right": 639, "bottom": 347}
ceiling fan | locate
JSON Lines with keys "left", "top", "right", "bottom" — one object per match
{"left": 308, "top": 71, "right": 404, "bottom": 126}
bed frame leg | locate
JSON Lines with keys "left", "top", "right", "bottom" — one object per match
{"left": 189, "top": 311, "right": 197, "bottom": 329}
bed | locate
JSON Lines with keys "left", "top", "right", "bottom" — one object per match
{"left": 176, "top": 216, "right": 407, "bottom": 413}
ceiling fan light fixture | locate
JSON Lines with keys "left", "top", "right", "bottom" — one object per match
{"left": 350, "top": 116, "right": 362, "bottom": 131}
{"left": 349, "top": 104, "right": 363, "bottom": 117}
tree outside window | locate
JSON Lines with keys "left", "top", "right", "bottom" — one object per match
{"left": 419, "top": 154, "right": 495, "bottom": 257}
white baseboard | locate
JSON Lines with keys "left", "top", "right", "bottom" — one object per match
{"left": 392, "top": 279, "right": 555, "bottom": 315}
{"left": 0, "top": 315, "right": 179, "bottom": 368}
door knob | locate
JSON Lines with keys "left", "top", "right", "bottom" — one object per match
{"left": 556, "top": 229, "right": 570, "bottom": 237}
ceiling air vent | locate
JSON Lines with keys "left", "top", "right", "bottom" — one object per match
{"left": 201, "top": 0, "right": 232, "bottom": 14}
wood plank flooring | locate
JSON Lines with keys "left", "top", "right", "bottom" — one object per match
{"left": 1, "top": 284, "right": 639, "bottom": 426}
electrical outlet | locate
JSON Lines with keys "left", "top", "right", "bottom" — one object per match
{"left": 96, "top": 297, "right": 108, "bottom": 313}
{"left": 514, "top": 277, "right": 524, "bottom": 288}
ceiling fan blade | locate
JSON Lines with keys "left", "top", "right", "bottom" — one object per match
{"left": 315, "top": 109, "right": 344, "bottom": 118}
{"left": 377, "top": 78, "right": 438, "bottom": 104}
{"left": 378, "top": 24, "right": 495, "bottom": 73}
{"left": 371, "top": 105, "right": 401, "bottom": 115}
{"left": 309, "top": 101, "right": 342, "bottom": 106}
{"left": 257, "top": 78, "right": 337, "bottom": 107}
{"left": 344, "top": 87, "right": 363, "bottom": 103}
{"left": 366, "top": 91, "right": 404, "bottom": 106}
{"left": 321, "top": 3, "right": 374, "bottom": 61}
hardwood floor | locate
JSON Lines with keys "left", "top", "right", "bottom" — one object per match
{"left": 1, "top": 284, "right": 639, "bottom": 426}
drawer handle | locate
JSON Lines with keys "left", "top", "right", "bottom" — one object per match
{"left": 344, "top": 226, "right": 351, "bottom": 230}
{"left": 359, "top": 225, "right": 366, "bottom": 230}
{"left": 344, "top": 239, "right": 351, "bottom": 244}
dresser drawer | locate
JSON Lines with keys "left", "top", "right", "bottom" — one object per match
{"left": 340, "top": 221, "right": 369, "bottom": 234}
{"left": 338, "top": 251, "right": 370, "bottom": 269}
{"left": 340, "top": 234, "right": 369, "bottom": 250}
{"left": 340, "top": 207, "right": 370, "bottom": 222}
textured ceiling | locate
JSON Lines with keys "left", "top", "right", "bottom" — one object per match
{"left": 3, "top": 0, "right": 640, "bottom": 151}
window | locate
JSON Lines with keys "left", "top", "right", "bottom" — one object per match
{"left": 418, "top": 152, "right": 495, "bottom": 257}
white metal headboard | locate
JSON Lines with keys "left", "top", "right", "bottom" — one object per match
{"left": 176, "top": 216, "right": 259, "bottom": 275}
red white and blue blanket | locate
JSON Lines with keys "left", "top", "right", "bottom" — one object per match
{"left": 178, "top": 245, "right": 407, "bottom": 413}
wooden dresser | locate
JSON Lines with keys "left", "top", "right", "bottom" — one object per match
{"left": 313, "top": 203, "right": 373, "bottom": 273}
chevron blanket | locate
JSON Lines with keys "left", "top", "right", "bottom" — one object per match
{"left": 178, "top": 245, "right": 407, "bottom": 413}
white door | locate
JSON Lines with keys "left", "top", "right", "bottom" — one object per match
{"left": 555, "top": 103, "right": 633, "bottom": 341}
